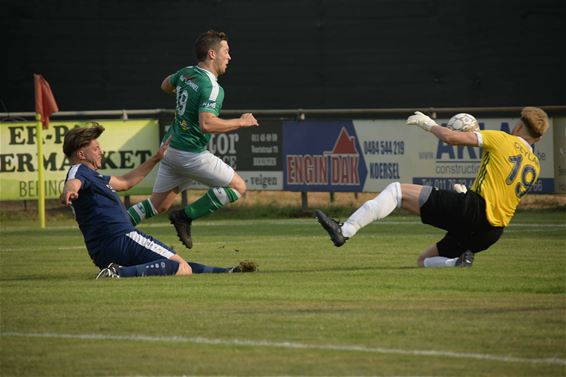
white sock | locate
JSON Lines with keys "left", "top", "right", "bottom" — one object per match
{"left": 211, "top": 187, "right": 242, "bottom": 205}
{"left": 423, "top": 257, "right": 458, "bottom": 268}
{"left": 341, "top": 182, "right": 402, "bottom": 238}
{"left": 128, "top": 198, "right": 158, "bottom": 226}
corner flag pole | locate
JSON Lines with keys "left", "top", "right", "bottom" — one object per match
{"left": 35, "top": 113, "right": 46, "bottom": 229}
{"left": 33, "top": 73, "right": 59, "bottom": 229}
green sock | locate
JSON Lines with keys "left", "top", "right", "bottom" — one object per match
{"left": 184, "top": 187, "right": 240, "bottom": 220}
{"left": 127, "top": 199, "right": 158, "bottom": 226}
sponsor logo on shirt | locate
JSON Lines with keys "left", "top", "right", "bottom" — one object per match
{"left": 180, "top": 75, "right": 198, "bottom": 91}
{"left": 202, "top": 100, "right": 216, "bottom": 109}
{"left": 187, "top": 80, "right": 199, "bottom": 92}
{"left": 180, "top": 120, "right": 189, "bottom": 131}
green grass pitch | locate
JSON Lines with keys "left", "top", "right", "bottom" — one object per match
{"left": 1, "top": 211, "right": 565, "bottom": 376}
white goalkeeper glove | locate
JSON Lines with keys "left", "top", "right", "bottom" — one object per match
{"left": 406, "top": 111, "right": 438, "bottom": 132}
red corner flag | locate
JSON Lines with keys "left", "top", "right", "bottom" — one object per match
{"left": 34, "top": 74, "right": 59, "bottom": 129}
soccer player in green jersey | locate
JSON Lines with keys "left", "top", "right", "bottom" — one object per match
{"left": 127, "top": 30, "right": 259, "bottom": 249}
{"left": 315, "top": 107, "right": 549, "bottom": 268}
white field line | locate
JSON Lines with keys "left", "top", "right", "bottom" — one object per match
{"left": 1, "top": 332, "right": 565, "bottom": 366}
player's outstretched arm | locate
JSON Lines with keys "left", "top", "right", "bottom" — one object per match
{"left": 199, "top": 112, "right": 259, "bottom": 134}
{"left": 60, "top": 179, "right": 82, "bottom": 206}
{"left": 110, "top": 137, "right": 171, "bottom": 191}
{"left": 406, "top": 111, "right": 439, "bottom": 132}
{"left": 406, "top": 111, "right": 479, "bottom": 146}
{"left": 430, "top": 126, "right": 479, "bottom": 146}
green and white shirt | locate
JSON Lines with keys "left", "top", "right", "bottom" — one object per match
{"left": 166, "top": 65, "right": 224, "bottom": 152}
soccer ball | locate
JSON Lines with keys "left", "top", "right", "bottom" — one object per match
{"left": 447, "top": 113, "right": 479, "bottom": 132}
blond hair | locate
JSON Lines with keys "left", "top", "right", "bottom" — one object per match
{"left": 521, "top": 107, "right": 549, "bottom": 138}
{"left": 63, "top": 122, "right": 105, "bottom": 158}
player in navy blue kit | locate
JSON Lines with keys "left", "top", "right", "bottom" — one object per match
{"left": 60, "top": 123, "right": 256, "bottom": 278}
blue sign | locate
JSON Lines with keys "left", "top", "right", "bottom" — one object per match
{"left": 283, "top": 120, "right": 367, "bottom": 192}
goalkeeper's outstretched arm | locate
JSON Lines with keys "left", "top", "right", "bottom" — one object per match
{"left": 406, "top": 111, "right": 478, "bottom": 147}
{"left": 430, "top": 125, "right": 479, "bottom": 146}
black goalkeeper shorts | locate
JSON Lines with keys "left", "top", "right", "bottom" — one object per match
{"left": 419, "top": 188, "right": 504, "bottom": 258}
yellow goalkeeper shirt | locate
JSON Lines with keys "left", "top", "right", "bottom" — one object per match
{"left": 471, "top": 130, "right": 540, "bottom": 227}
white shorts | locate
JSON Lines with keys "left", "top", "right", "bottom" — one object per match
{"left": 153, "top": 147, "right": 235, "bottom": 193}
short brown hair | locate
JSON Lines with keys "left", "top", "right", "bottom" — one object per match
{"left": 63, "top": 122, "right": 105, "bottom": 158}
{"left": 521, "top": 107, "right": 549, "bottom": 138}
{"left": 194, "top": 30, "right": 228, "bottom": 61}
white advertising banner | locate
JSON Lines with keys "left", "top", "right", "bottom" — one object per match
{"left": 355, "top": 118, "right": 554, "bottom": 192}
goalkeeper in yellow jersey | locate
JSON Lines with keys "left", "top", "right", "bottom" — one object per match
{"left": 315, "top": 107, "right": 549, "bottom": 268}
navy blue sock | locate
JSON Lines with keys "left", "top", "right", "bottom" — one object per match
{"left": 118, "top": 259, "right": 180, "bottom": 277}
{"left": 189, "top": 261, "right": 229, "bottom": 274}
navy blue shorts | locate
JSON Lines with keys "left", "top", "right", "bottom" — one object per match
{"left": 420, "top": 188, "right": 504, "bottom": 258}
{"left": 88, "top": 230, "right": 176, "bottom": 269}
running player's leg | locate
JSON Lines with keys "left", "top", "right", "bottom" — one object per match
{"left": 182, "top": 155, "right": 242, "bottom": 221}
{"left": 183, "top": 185, "right": 242, "bottom": 220}
{"left": 128, "top": 190, "right": 179, "bottom": 226}
{"left": 150, "top": 190, "right": 181, "bottom": 214}
{"left": 228, "top": 172, "right": 246, "bottom": 196}
{"left": 127, "top": 151, "right": 183, "bottom": 226}
{"left": 165, "top": 151, "right": 242, "bottom": 249}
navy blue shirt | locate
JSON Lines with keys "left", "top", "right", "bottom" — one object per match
{"left": 66, "top": 164, "right": 134, "bottom": 254}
